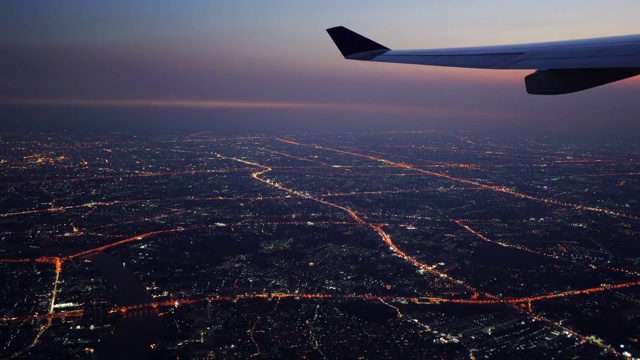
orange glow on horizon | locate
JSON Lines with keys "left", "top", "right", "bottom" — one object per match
{"left": 0, "top": 97, "right": 521, "bottom": 120}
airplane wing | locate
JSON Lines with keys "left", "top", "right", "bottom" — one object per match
{"left": 326, "top": 26, "right": 640, "bottom": 95}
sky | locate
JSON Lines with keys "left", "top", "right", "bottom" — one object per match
{"left": 1, "top": 1, "right": 640, "bottom": 139}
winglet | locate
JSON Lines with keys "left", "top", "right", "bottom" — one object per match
{"left": 326, "top": 26, "right": 390, "bottom": 60}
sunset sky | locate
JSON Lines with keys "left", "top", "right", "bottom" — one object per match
{"left": 1, "top": 1, "right": 639, "bottom": 138}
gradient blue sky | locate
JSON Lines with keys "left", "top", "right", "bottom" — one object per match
{"left": 1, "top": 1, "right": 639, "bottom": 138}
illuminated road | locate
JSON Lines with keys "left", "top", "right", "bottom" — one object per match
{"left": 2, "top": 318, "right": 52, "bottom": 360}
{"left": 0, "top": 225, "right": 212, "bottom": 359}
{"left": 213, "top": 145, "right": 635, "bottom": 357}
{"left": 218, "top": 152, "right": 488, "bottom": 297}
{"left": 4, "top": 279, "right": 639, "bottom": 327}
{"left": 68, "top": 228, "right": 192, "bottom": 259}
{"left": 1, "top": 134, "right": 638, "bottom": 358}
{"left": 379, "top": 298, "right": 403, "bottom": 318}
{"left": 454, "top": 219, "right": 640, "bottom": 277}
{"left": 275, "top": 138, "right": 640, "bottom": 221}
{"left": 453, "top": 220, "right": 562, "bottom": 260}
{"left": 35, "top": 257, "right": 64, "bottom": 314}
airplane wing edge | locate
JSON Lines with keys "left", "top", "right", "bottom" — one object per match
{"left": 326, "top": 26, "right": 640, "bottom": 94}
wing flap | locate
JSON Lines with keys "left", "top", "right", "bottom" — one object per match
{"left": 377, "top": 53, "right": 523, "bottom": 69}
{"left": 595, "top": 45, "right": 640, "bottom": 56}
{"left": 505, "top": 55, "right": 640, "bottom": 70}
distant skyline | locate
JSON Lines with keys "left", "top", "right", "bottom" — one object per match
{"left": 1, "top": 1, "right": 640, "bottom": 139}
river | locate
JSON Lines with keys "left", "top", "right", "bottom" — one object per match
{"left": 86, "top": 252, "right": 163, "bottom": 360}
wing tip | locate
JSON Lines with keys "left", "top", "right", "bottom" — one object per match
{"left": 326, "top": 26, "right": 389, "bottom": 60}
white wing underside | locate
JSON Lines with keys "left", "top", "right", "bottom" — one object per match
{"left": 326, "top": 26, "right": 640, "bottom": 94}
